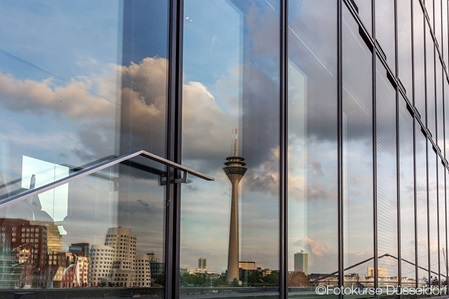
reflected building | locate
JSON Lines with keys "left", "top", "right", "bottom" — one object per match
{"left": 293, "top": 251, "right": 308, "bottom": 275}
{"left": 105, "top": 227, "right": 137, "bottom": 287}
{"left": 89, "top": 245, "right": 114, "bottom": 287}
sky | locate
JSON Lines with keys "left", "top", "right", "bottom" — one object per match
{"left": 0, "top": 0, "right": 444, "bottom": 282}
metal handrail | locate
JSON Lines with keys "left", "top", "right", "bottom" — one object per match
{"left": 0, "top": 149, "right": 214, "bottom": 208}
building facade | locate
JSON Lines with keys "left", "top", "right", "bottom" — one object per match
{"left": 0, "top": 0, "right": 449, "bottom": 298}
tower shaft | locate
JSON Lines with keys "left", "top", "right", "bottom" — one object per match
{"left": 227, "top": 178, "right": 240, "bottom": 282}
{"left": 223, "top": 156, "right": 247, "bottom": 283}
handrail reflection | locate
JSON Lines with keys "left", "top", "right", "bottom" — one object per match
{"left": 0, "top": 149, "right": 214, "bottom": 208}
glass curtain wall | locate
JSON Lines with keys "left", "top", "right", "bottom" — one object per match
{"left": 3, "top": 1, "right": 449, "bottom": 299}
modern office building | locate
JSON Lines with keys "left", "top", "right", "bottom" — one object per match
{"left": 89, "top": 245, "right": 114, "bottom": 287}
{"left": 198, "top": 258, "right": 207, "bottom": 271}
{"left": 294, "top": 251, "right": 308, "bottom": 275}
{"left": 0, "top": 0, "right": 449, "bottom": 298}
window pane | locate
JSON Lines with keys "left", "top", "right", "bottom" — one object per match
{"left": 376, "top": 0, "right": 395, "bottom": 69}
{"left": 353, "top": 0, "right": 372, "bottom": 34}
{"left": 0, "top": 1, "right": 168, "bottom": 296}
{"left": 0, "top": 160, "right": 166, "bottom": 297}
{"left": 428, "top": 145, "right": 438, "bottom": 284}
{"left": 438, "top": 160, "right": 446, "bottom": 285}
{"left": 343, "top": 5, "right": 373, "bottom": 289}
{"left": 376, "top": 60, "right": 397, "bottom": 289}
{"left": 416, "top": 125, "right": 428, "bottom": 286}
{"left": 398, "top": 0, "right": 413, "bottom": 97}
{"left": 181, "top": 0, "right": 280, "bottom": 296}
{"left": 287, "top": 0, "right": 338, "bottom": 296}
{"left": 399, "top": 98, "right": 415, "bottom": 287}
{"left": 436, "top": 62, "right": 444, "bottom": 150}
{"left": 426, "top": 23, "right": 436, "bottom": 137}
{"left": 414, "top": 1, "right": 426, "bottom": 118}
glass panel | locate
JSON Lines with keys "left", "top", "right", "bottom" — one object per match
{"left": 399, "top": 98, "right": 416, "bottom": 287}
{"left": 426, "top": 22, "right": 436, "bottom": 137}
{"left": 287, "top": 0, "right": 338, "bottom": 297}
{"left": 425, "top": 0, "right": 434, "bottom": 29}
{"left": 0, "top": 1, "right": 169, "bottom": 211}
{"left": 0, "top": 0, "right": 168, "bottom": 298}
{"left": 428, "top": 145, "right": 438, "bottom": 286}
{"left": 435, "top": 0, "right": 441, "bottom": 48}
{"left": 398, "top": 0, "right": 413, "bottom": 97}
{"left": 436, "top": 62, "right": 444, "bottom": 150}
{"left": 443, "top": 0, "right": 448, "bottom": 64}
{"left": 446, "top": 80, "right": 449, "bottom": 160}
{"left": 438, "top": 160, "right": 446, "bottom": 287}
{"left": 181, "top": 0, "right": 280, "bottom": 297}
{"left": 343, "top": 5, "right": 373, "bottom": 292}
{"left": 415, "top": 123, "right": 428, "bottom": 287}
{"left": 353, "top": 0, "right": 372, "bottom": 34}
{"left": 0, "top": 158, "right": 165, "bottom": 297}
{"left": 376, "top": 60, "right": 398, "bottom": 290}
{"left": 414, "top": 1, "right": 426, "bottom": 117}
{"left": 375, "top": 0, "right": 395, "bottom": 69}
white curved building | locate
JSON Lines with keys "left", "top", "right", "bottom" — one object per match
{"left": 89, "top": 245, "right": 114, "bottom": 287}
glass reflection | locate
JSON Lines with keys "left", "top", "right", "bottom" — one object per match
{"left": 0, "top": 159, "right": 165, "bottom": 298}
{"left": 426, "top": 23, "right": 436, "bottom": 138}
{"left": 443, "top": 0, "right": 448, "bottom": 64}
{"left": 0, "top": 0, "right": 170, "bottom": 296}
{"left": 428, "top": 145, "right": 438, "bottom": 286}
{"left": 399, "top": 98, "right": 415, "bottom": 287}
{"left": 352, "top": 0, "right": 371, "bottom": 34}
{"left": 343, "top": 5, "right": 373, "bottom": 291}
{"left": 413, "top": 2, "right": 426, "bottom": 117}
{"left": 416, "top": 124, "right": 428, "bottom": 287}
{"left": 181, "top": 0, "right": 280, "bottom": 297}
{"left": 375, "top": 0, "right": 395, "bottom": 69}
{"left": 287, "top": 0, "right": 338, "bottom": 297}
{"left": 397, "top": 0, "right": 413, "bottom": 97}
{"left": 376, "top": 60, "right": 398, "bottom": 290}
{"left": 438, "top": 160, "right": 446, "bottom": 286}
{"left": 436, "top": 62, "right": 444, "bottom": 150}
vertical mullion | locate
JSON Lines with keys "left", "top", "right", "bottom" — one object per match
{"left": 166, "top": 0, "right": 184, "bottom": 298}
{"left": 443, "top": 167, "right": 449, "bottom": 281}
{"left": 426, "top": 141, "right": 431, "bottom": 285}
{"left": 280, "top": 0, "right": 288, "bottom": 298}
{"left": 337, "top": 0, "right": 344, "bottom": 298}
{"left": 372, "top": 0, "right": 379, "bottom": 293}
{"left": 394, "top": 0, "right": 402, "bottom": 291}
{"left": 411, "top": 0, "right": 420, "bottom": 289}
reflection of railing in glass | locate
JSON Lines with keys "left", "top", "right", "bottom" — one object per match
{"left": 0, "top": 149, "right": 214, "bottom": 208}
{"left": 311, "top": 253, "right": 433, "bottom": 287}
{"left": 0, "top": 150, "right": 213, "bottom": 295}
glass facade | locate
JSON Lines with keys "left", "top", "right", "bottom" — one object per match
{"left": 2, "top": 1, "right": 449, "bottom": 299}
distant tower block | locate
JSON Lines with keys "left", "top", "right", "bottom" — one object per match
{"left": 294, "top": 251, "right": 309, "bottom": 274}
{"left": 223, "top": 128, "right": 247, "bottom": 282}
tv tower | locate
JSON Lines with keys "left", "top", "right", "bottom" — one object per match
{"left": 223, "top": 128, "right": 247, "bottom": 282}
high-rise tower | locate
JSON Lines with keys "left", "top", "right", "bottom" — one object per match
{"left": 223, "top": 129, "right": 247, "bottom": 282}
